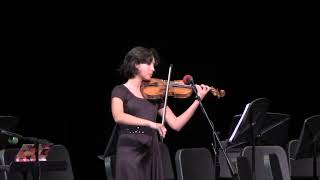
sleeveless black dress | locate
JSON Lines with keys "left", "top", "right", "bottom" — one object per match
{"left": 111, "top": 84, "right": 165, "bottom": 180}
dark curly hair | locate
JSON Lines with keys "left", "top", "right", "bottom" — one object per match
{"left": 119, "top": 46, "right": 160, "bottom": 79}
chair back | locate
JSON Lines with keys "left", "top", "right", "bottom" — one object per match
{"left": 287, "top": 139, "right": 320, "bottom": 178}
{"left": 241, "top": 146, "right": 290, "bottom": 180}
{"left": 175, "top": 148, "right": 215, "bottom": 180}
{"left": 98, "top": 124, "right": 118, "bottom": 180}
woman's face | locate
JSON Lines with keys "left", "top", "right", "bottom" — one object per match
{"left": 135, "top": 58, "right": 155, "bottom": 81}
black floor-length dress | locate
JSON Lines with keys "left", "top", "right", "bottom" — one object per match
{"left": 111, "top": 84, "right": 165, "bottom": 180}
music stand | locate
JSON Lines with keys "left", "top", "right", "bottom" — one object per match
{"left": 228, "top": 112, "right": 290, "bottom": 148}
{"left": 257, "top": 113, "right": 290, "bottom": 147}
{"left": 227, "top": 97, "right": 271, "bottom": 180}
{"left": 228, "top": 103, "right": 250, "bottom": 146}
{"left": 294, "top": 115, "right": 320, "bottom": 180}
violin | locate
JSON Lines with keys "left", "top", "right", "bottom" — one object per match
{"left": 141, "top": 78, "right": 225, "bottom": 100}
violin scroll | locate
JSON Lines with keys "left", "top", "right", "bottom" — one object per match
{"left": 210, "top": 87, "right": 226, "bottom": 99}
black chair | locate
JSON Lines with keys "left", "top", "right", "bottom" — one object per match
{"left": 175, "top": 147, "right": 215, "bottom": 180}
{"left": 39, "top": 144, "right": 74, "bottom": 180}
{"left": 98, "top": 124, "right": 118, "bottom": 180}
{"left": 286, "top": 115, "right": 320, "bottom": 179}
{"left": 241, "top": 146, "right": 291, "bottom": 180}
{"left": 0, "top": 144, "right": 74, "bottom": 180}
{"left": 0, "top": 149, "right": 10, "bottom": 180}
{"left": 287, "top": 139, "right": 320, "bottom": 179}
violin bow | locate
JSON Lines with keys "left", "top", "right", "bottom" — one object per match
{"left": 161, "top": 64, "right": 173, "bottom": 142}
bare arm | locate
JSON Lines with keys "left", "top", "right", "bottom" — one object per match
{"left": 158, "top": 84, "right": 211, "bottom": 131}
{"left": 158, "top": 100, "right": 200, "bottom": 131}
{"left": 111, "top": 97, "right": 167, "bottom": 137}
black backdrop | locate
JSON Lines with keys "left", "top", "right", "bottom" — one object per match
{"left": 1, "top": 1, "right": 317, "bottom": 180}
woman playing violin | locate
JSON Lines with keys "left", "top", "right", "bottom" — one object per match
{"left": 111, "top": 46, "right": 212, "bottom": 180}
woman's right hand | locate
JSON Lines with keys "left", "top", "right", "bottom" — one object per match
{"left": 149, "top": 122, "right": 167, "bottom": 138}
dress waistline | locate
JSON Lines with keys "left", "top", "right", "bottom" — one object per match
{"left": 118, "top": 126, "right": 154, "bottom": 136}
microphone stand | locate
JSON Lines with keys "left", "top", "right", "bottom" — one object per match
{"left": 190, "top": 83, "right": 238, "bottom": 180}
{"left": 0, "top": 128, "right": 50, "bottom": 180}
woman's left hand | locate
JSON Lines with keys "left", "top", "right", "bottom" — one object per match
{"left": 195, "top": 84, "right": 211, "bottom": 101}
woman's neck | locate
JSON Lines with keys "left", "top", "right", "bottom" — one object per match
{"left": 125, "top": 77, "right": 142, "bottom": 90}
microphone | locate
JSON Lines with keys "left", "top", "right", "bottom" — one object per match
{"left": 183, "top": 75, "right": 194, "bottom": 85}
{"left": 8, "top": 136, "right": 19, "bottom": 145}
{"left": 183, "top": 74, "right": 201, "bottom": 101}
